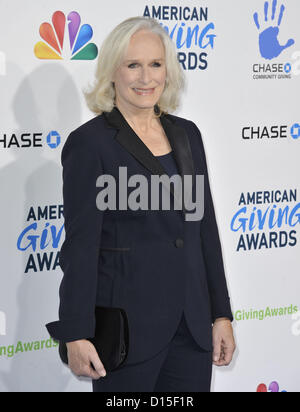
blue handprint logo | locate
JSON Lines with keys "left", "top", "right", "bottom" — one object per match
{"left": 253, "top": 0, "right": 295, "bottom": 60}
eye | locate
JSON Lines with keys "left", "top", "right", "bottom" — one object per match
{"left": 128, "top": 63, "right": 138, "bottom": 68}
{"left": 152, "top": 62, "right": 161, "bottom": 67}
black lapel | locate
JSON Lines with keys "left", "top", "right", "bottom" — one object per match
{"left": 103, "top": 106, "right": 195, "bottom": 214}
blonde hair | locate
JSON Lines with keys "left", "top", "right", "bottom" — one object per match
{"left": 83, "top": 16, "right": 186, "bottom": 116}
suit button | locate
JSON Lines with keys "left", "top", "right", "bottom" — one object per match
{"left": 175, "top": 238, "right": 184, "bottom": 248}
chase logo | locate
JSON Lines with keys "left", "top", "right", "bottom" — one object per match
{"left": 47, "top": 131, "right": 61, "bottom": 148}
{"left": 242, "top": 123, "right": 300, "bottom": 140}
{"left": 290, "top": 123, "right": 300, "bottom": 140}
{"left": 253, "top": 0, "right": 295, "bottom": 60}
{"left": 34, "top": 11, "right": 98, "bottom": 60}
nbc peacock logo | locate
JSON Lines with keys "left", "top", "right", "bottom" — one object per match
{"left": 34, "top": 11, "right": 98, "bottom": 60}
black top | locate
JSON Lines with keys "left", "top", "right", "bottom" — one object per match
{"left": 155, "top": 150, "right": 179, "bottom": 177}
{"left": 155, "top": 150, "right": 181, "bottom": 212}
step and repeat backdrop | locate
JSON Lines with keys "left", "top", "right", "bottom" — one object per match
{"left": 0, "top": 0, "right": 299, "bottom": 392}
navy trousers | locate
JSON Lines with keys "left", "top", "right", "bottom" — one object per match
{"left": 92, "top": 312, "right": 212, "bottom": 392}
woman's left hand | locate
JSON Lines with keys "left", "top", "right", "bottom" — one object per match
{"left": 212, "top": 318, "right": 236, "bottom": 366}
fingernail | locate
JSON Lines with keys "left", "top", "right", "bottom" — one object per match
{"left": 101, "top": 371, "right": 106, "bottom": 377}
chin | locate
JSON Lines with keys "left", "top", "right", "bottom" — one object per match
{"left": 134, "top": 97, "right": 162, "bottom": 108}
{"left": 130, "top": 98, "right": 157, "bottom": 109}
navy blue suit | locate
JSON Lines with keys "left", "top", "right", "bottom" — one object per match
{"left": 46, "top": 106, "right": 233, "bottom": 370}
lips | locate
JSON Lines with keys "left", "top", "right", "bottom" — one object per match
{"left": 133, "top": 88, "right": 155, "bottom": 95}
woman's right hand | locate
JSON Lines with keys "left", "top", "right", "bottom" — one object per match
{"left": 66, "top": 339, "right": 107, "bottom": 379}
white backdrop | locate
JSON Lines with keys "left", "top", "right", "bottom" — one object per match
{"left": 0, "top": 0, "right": 299, "bottom": 392}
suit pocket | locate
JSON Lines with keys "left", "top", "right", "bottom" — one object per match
{"left": 97, "top": 247, "right": 130, "bottom": 306}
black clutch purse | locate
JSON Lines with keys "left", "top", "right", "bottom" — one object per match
{"left": 59, "top": 306, "right": 129, "bottom": 372}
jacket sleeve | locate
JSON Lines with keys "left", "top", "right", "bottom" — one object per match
{"left": 189, "top": 120, "right": 233, "bottom": 323}
{"left": 45, "top": 129, "right": 104, "bottom": 342}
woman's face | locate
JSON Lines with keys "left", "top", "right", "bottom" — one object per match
{"left": 112, "top": 29, "right": 167, "bottom": 112}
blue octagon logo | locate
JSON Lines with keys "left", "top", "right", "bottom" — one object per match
{"left": 290, "top": 123, "right": 300, "bottom": 140}
{"left": 47, "top": 131, "right": 61, "bottom": 148}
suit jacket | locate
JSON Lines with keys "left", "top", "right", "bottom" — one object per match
{"left": 46, "top": 106, "right": 233, "bottom": 365}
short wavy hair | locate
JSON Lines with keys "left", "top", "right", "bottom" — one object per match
{"left": 83, "top": 16, "right": 186, "bottom": 116}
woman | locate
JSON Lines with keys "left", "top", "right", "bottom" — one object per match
{"left": 46, "top": 16, "right": 235, "bottom": 392}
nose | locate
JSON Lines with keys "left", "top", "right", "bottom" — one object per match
{"left": 140, "top": 65, "right": 151, "bottom": 84}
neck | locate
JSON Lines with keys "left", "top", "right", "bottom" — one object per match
{"left": 115, "top": 101, "right": 159, "bottom": 133}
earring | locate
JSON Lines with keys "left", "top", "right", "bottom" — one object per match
{"left": 154, "top": 104, "right": 161, "bottom": 117}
